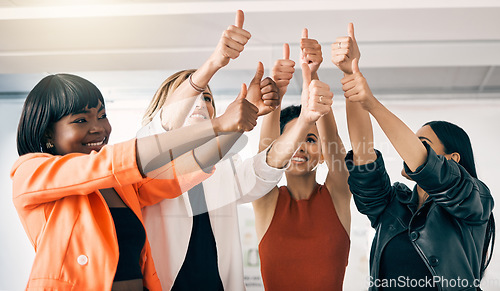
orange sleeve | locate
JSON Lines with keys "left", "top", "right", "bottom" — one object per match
{"left": 11, "top": 139, "right": 143, "bottom": 209}
{"left": 136, "top": 150, "right": 214, "bottom": 207}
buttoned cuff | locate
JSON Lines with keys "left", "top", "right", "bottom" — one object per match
{"left": 253, "top": 144, "right": 287, "bottom": 182}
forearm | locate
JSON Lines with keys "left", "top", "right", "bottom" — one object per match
{"left": 259, "top": 106, "right": 281, "bottom": 152}
{"left": 369, "top": 99, "right": 427, "bottom": 171}
{"left": 346, "top": 100, "right": 376, "bottom": 165}
{"left": 136, "top": 120, "right": 219, "bottom": 174}
{"left": 317, "top": 110, "right": 349, "bottom": 188}
{"left": 317, "top": 109, "right": 345, "bottom": 169}
{"left": 165, "top": 60, "right": 219, "bottom": 107}
{"left": 345, "top": 150, "right": 396, "bottom": 227}
{"left": 161, "top": 60, "right": 220, "bottom": 130}
{"left": 193, "top": 132, "right": 242, "bottom": 171}
{"left": 266, "top": 115, "right": 313, "bottom": 168}
{"left": 311, "top": 71, "right": 319, "bottom": 81}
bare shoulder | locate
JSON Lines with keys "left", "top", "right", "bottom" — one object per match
{"left": 324, "top": 178, "right": 352, "bottom": 237}
{"left": 252, "top": 186, "right": 280, "bottom": 242}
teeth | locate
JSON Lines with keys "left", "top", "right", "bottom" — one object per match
{"left": 191, "top": 114, "right": 207, "bottom": 119}
{"left": 85, "top": 139, "right": 104, "bottom": 147}
{"left": 292, "top": 157, "right": 307, "bottom": 162}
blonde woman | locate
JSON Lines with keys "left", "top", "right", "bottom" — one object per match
{"left": 140, "top": 10, "right": 286, "bottom": 291}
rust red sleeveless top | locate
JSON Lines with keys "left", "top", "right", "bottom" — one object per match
{"left": 258, "top": 184, "right": 350, "bottom": 290}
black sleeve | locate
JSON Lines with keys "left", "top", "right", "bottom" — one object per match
{"left": 346, "top": 150, "right": 406, "bottom": 227}
{"left": 404, "top": 142, "right": 493, "bottom": 224}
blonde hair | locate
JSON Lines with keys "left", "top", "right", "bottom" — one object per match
{"left": 142, "top": 69, "right": 214, "bottom": 126}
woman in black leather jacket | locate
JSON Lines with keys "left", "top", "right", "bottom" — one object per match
{"left": 339, "top": 57, "right": 495, "bottom": 290}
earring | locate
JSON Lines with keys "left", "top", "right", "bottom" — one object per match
{"left": 46, "top": 142, "right": 54, "bottom": 149}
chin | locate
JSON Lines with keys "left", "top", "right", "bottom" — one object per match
{"left": 286, "top": 164, "right": 315, "bottom": 176}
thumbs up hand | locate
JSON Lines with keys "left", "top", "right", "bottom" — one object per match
{"left": 300, "top": 28, "right": 323, "bottom": 77}
{"left": 341, "top": 59, "right": 377, "bottom": 111}
{"left": 209, "top": 10, "right": 252, "bottom": 69}
{"left": 300, "top": 63, "right": 333, "bottom": 124}
{"left": 332, "top": 23, "right": 360, "bottom": 75}
{"left": 271, "top": 43, "right": 296, "bottom": 99}
{"left": 212, "top": 84, "right": 259, "bottom": 133}
{"left": 246, "top": 62, "right": 280, "bottom": 116}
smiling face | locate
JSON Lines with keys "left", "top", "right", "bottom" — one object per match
{"left": 186, "top": 89, "right": 216, "bottom": 124}
{"left": 47, "top": 102, "right": 111, "bottom": 155}
{"left": 283, "top": 118, "right": 323, "bottom": 176}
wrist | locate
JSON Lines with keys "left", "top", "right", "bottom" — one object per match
{"left": 211, "top": 117, "right": 222, "bottom": 134}
{"left": 278, "top": 90, "right": 286, "bottom": 100}
{"left": 311, "top": 71, "right": 319, "bottom": 80}
{"left": 297, "top": 114, "right": 315, "bottom": 126}
{"left": 203, "top": 58, "right": 222, "bottom": 75}
{"left": 366, "top": 97, "right": 382, "bottom": 114}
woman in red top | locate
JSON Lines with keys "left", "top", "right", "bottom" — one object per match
{"left": 12, "top": 73, "right": 257, "bottom": 290}
{"left": 253, "top": 30, "right": 351, "bottom": 290}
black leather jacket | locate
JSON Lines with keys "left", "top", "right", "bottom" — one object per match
{"left": 346, "top": 143, "right": 493, "bottom": 291}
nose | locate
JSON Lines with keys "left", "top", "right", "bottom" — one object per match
{"left": 298, "top": 143, "right": 306, "bottom": 153}
{"left": 89, "top": 120, "right": 105, "bottom": 134}
{"left": 195, "top": 95, "right": 206, "bottom": 109}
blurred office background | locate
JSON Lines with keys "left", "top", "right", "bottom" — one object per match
{"left": 1, "top": 1, "right": 500, "bottom": 290}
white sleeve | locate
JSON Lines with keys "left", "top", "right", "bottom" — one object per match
{"left": 235, "top": 145, "right": 286, "bottom": 204}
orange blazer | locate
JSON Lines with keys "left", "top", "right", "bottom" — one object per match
{"left": 11, "top": 139, "right": 210, "bottom": 291}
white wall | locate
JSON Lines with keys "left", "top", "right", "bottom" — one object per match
{"left": 1, "top": 97, "right": 499, "bottom": 290}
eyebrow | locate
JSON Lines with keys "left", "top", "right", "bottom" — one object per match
{"left": 418, "top": 136, "right": 432, "bottom": 144}
{"left": 307, "top": 133, "right": 318, "bottom": 139}
{"left": 73, "top": 104, "right": 105, "bottom": 115}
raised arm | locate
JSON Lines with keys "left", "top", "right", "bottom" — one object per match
{"left": 342, "top": 60, "right": 427, "bottom": 171}
{"left": 160, "top": 10, "right": 251, "bottom": 130}
{"left": 253, "top": 63, "right": 333, "bottom": 241}
{"left": 334, "top": 23, "right": 377, "bottom": 165}
{"left": 264, "top": 64, "right": 331, "bottom": 168}
{"left": 137, "top": 83, "right": 258, "bottom": 175}
{"left": 301, "top": 29, "right": 351, "bottom": 233}
{"left": 259, "top": 43, "right": 295, "bottom": 152}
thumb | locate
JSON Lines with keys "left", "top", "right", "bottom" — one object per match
{"left": 236, "top": 83, "right": 247, "bottom": 100}
{"left": 251, "top": 62, "right": 264, "bottom": 84}
{"left": 352, "top": 58, "right": 360, "bottom": 74}
{"left": 283, "top": 43, "right": 290, "bottom": 60}
{"left": 302, "top": 28, "right": 308, "bottom": 39}
{"left": 235, "top": 10, "right": 244, "bottom": 28}
{"left": 348, "top": 22, "right": 356, "bottom": 42}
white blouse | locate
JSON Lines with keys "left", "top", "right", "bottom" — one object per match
{"left": 139, "top": 112, "right": 285, "bottom": 291}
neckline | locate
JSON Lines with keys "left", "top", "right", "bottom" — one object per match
{"left": 286, "top": 183, "right": 321, "bottom": 201}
